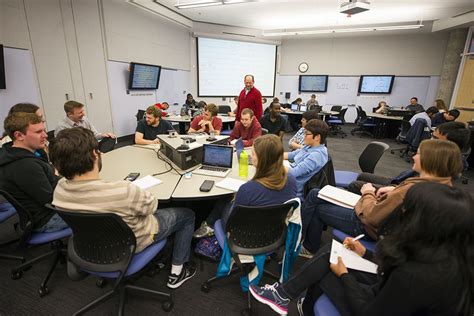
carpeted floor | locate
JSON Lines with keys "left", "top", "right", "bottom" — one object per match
{"left": 0, "top": 124, "right": 472, "bottom": 315}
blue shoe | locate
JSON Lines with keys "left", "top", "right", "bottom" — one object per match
{"left": 249, "top": 282, "right": 290, "bottom": 315}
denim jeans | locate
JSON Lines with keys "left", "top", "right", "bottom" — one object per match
{"left": 154, "top": 207, "right": 195, "bottom": 266}
{"left": 35, "top": 213, "right": 69, "bottom": 233}
{"left": 301, "top": 189, "right": 369, "bottom": 253}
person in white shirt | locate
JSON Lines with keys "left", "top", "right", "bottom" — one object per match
{"left": 409, "top": 106, "right": 439, "bottom": 128}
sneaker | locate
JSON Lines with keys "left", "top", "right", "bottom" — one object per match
{"left": 193, "top": 221, "right": 214, "bottom": 238}
{"left": 298, "top": 246, "right": 314, "bottom": 259}
{"left": 249, "top": 282, "right": 290, "bottom": 315}
{"left": 167, "top": 263, "right": 197, "bottom": 289}
{"left": 296, "top": 297, "right": 305, "bottom": 316}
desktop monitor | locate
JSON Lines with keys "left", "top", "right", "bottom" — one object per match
{"left": 128, "top": 62, "right": 161, "bottom": 90}
{"left": 291, "top": 103, "right": 299, "bottom": 111}
{"left": 298, "top": 75, "right": 328, "bottom": 92}
{"left": 358, "top": 75, "right": 395, "bottom": 94}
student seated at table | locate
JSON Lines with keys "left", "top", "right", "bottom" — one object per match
{"left": 306, "top": 94, "right": 319, "bottom": 110}
{"left": 431, "top": 109, "right": 460, "bottom": 127}
{"left": 154, "top": 102, "right": 169, "bottom": 117}
{"left": 184, "top": 93, "right": 196, "bottom": 108}
{"left": 405, "top": 96, "right": 424, "bottom": 113}
{"left": 259, "top": 101, "right": 287, "bottom": 139}
{"left": 408, "top": 106, "right": 439, "bottom": 128}
{"left": 135, "top": 106, "right": 173, "bottom": 145}
{"left": 50, "top": 127, "right": 197, "bottom": 289}
{"left": 288, "top": 110, "right": 320, "bottom": 150}
{"left": 250, "top": 182, "right": 473, "bottom": 316}
{"left": 300, "top": 139, "right": 462, "bottom": 258}
{"left": 284, "top": 119, "right": 329, "bottom": 200}
{"left": 348, "top": 121, "right": 470, "bottom": 193}
{"left": 374, "top": 101, "right": 388, "bottom": 114}
{"left": 188, "top": 103, "right": 222, "bottom": 135}
{"left": 229, "top": 108, "right": 262, "bottom": 147}
{"left": 193, "top": 134, "right": 297, "bottom": 238}
{"left": 1, "top": 103, "right": 45, "bottom": 147}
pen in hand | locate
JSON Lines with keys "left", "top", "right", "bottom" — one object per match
{"left": 343, "top": 234, "right": 365, "bottom": 248}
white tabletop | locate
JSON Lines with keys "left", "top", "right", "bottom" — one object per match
{"left": 100, "top": 146, "right": 182, "bottom": 201}
{"left": 164, "top": 115, "right": 235, "bottom": 124}
{"left": 367, "top": 113, "right": 403, "bottom": 121}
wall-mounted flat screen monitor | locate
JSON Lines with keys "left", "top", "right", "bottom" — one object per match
{"left": 298, "top": 75, "right": 328, "bottom": 92}
{"left": 0, "top": 44, "right": 5, "bottom": 89}
{"left": 358, "top": 75, "right": 395, "bottom": 94}
{"left": 128, "top": 62, "right": 161, "bottom": 90}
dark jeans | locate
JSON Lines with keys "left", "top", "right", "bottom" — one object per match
{"left": 347, "top": 173, "right": 392, "bottom": 194}
{"left": 301, "top": 189, "right": 369, "bottom": 253}
{"left": 154, "top": 207, "right": 195, "bottom": 266}
{"left": 35, "top": 213, "right": 69, "bottom": 233}
{"left": 281, "top": 244, "right": 377, "bottom": 315}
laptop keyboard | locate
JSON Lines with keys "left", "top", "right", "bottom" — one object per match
{"left": 201, "top": 166, "right": 228, "bottom": 172}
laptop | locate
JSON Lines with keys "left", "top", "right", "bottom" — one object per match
{"left": 299, "top": 105, "right": 308, "bottom": 112}
{"left": 193, "top": 144, "right": 233, "bottom": 178}
{"left": 291, "top": 103, "right": 299, "bottom": 111}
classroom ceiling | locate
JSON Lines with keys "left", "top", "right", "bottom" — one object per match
{"left": 148, "top": 0, "right": 474, "bottom": 34}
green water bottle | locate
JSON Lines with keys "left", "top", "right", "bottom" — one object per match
{"left": 239, "top": 150, "right": 248, "bottom": 179}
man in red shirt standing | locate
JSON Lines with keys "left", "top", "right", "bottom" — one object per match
{"left": 229, "top": 108, "right": 262, "bottom": 147}
{"left": 236, "top": 75, "right": 263, "bottom": 121}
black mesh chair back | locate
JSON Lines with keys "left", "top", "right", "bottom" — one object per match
{"left": 354, "top": 106, "right": 362, "bottom": 124}
{"left": 304, "top": 157, "right": 336, "bottom": 197}
{"left": 0, "top": 189, "right": 34, "bottom": 247}
{"left": 136, "top": 109, "right": 145, "bottom": 121}
{"left": 358, "top": 141, "right": 390, "bottom": 173}
{"left": 225, "top": 202, "right": 297, "bottom": 256}
{"left": 330, "top": 105, "right": 342, "bottom": 112}
{"left": 336, "top": 108, "right": 348, "bottom": 123}
{"left": 218, "top": 105, "right": 232, "bottom": 114}
{"left": 48, "top": 206, "right": 136, "bottom": 274}
{"left": 98, "top": 137, "right": 116, "bottom": 153}
{"left": 47, "top": 130, "right": 55, "bottom": 141}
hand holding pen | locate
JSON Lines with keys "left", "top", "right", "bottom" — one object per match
{"left": 343, "top": 234, "right": 366, "bottom": 257}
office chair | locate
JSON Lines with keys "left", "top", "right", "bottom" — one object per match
{"left": 391, "top": 118, "right": 431, "bottom": 162}
{"left": 304, "top": 157, "right": 336, "bottom": 198}
{"left": 218, "top": 105, "right": 232, "bottom": 114}
{"left": 0, "top": 190, "right": 72, "bottom": 297}
{"left": 46, "top": 205, "right": 173, "bottom": 315}
{"left": 0, "top": 201, "right": 25, "bottom": 263}
{"left": 330, "top": 105, "right": 342, "bottom": 112}
{"left": 327, "top": 108, "right": 347, "bottom": 138}
{"left": 98, "top": 136, "right": 116, "bottom": 153}
{"left": 201, "top": 202, "right": 299, "bottom": 315}
{"left": 335, "top": 141, "right": 390, "bottom": 188}
{"left": 390, "top": 119, "right": 412, "bottom": 155}
{"left": 135, "top": 109, "right": 145, "bottom": 121}
{"left": 314, "top": 294, "right": 341, "bottom": 316}
{"left": 47, "top": 130, "right": 55, "bottom": 141}
{"left": 351, "top": 106, "right": 376, "bottom": 137}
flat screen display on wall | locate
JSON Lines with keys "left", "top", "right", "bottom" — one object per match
{"left": 358, "top": 75, "right": 395, "bottom": 94}
{"left": 0, "top": 45, "right": 6, "bottom": 89}
{"left": 299, "top": 75, "right": 328, "bottom": 92}
{"left": 128, "top": 62, "right": 161, "bottom": 90}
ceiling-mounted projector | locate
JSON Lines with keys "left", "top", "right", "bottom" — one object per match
{"left": 340, "top": 0, "right": 370, "bottom": 15}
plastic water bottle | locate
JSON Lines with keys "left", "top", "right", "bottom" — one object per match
{"left": 239, "top": 150, "right": 248, "bottom": 179}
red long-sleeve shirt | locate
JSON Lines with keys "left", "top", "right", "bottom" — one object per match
{"left": 236, "top": 87, "right": 263, "bottom": 121}
{"left": 229, "top": 118, "right": 262, "bottom": 147}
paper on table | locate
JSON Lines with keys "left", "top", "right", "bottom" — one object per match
{"left": 318, "top": 185, "right": 361, "bottom": 209}
{"left": 131, "top": 175, "right": 162, "bottom": 189}
{"left": 329, "top": 240, "right": 378, "bottom": 274}
{"left": 216, "top": 178, "right": 246, "bottom": 192}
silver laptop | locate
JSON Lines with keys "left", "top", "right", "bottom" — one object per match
{"left": 193, "top": 144, "right": 233, "bottom": 178}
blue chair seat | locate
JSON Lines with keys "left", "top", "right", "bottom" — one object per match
{"left": 314, "top": 294, "right": 341, "bottom": 316}
{"left": 214, "top": 220, "right": 225, "bottom": 249}
{"left": 220, "top": 130, "right": 232, "bottom": 136}
{"left": 86, "top": 239, "right": 167, "bottom": 278}
{"left": 28, "top": 228, "right": 72, "bottom": 245}
{"left": 0, "top": 203, "right": 16, "bottom": 222}
{"left": 332, "top": 229, "right": 376, "bottom": 253}
{"left": 327, "top": 119, "right": 342, "bottom": 125}
{"left": 334, "top": 170, "right": 358, "bottom": 188}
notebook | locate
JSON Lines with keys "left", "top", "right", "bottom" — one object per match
{"left": 193, "top": 144, "right": 233, "bottom": 178}
{"left": 317, "top": 185, "right": 361, "bottom": 209}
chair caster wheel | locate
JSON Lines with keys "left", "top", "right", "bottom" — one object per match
{"left": 11, "top": 271, "right": 23, "bottom": 280}
{"left": 96, "top": 278, "right": 107, "bottom": 288}
{"left": 201, "top": 282, "right": 211, "bottom": 293}
{"left": 162, "top": 300, "right": 174, "bottom": 312}
{"left": 38, "top": 286, "right": 49, "bottom": 297}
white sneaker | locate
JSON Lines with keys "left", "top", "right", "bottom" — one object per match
{"left": 193, "top": 221, "right": 214, "bottom": 238}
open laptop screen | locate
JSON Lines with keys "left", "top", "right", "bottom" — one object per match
{"left": 291, "top": 104, "right": 299, "bottom": 111}
{"left": 299, "top": 105, "right": 307, "bottom": 112}
{"left": 202, "top": 144, "right": 233, "bottom": 168}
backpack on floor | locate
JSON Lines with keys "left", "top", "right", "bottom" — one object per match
{"left": 194, "top": 236, "right": 222, "bottom": 262}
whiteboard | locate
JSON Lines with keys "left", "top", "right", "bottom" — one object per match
{"left": 0, "top": 47, "right": 40, "bottom": 130}
{"left": 276, "top": 75, "right": 439, "bottom": 123}
{"left": 107, "top": 61, "right": 191, "bottom": 137}
{"left": 197, "top": 37, "right": 277, "bottom": 97}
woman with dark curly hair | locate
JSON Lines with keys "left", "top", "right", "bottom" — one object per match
{"left": 250, "top": 182, "right": 473, "bottom": 316}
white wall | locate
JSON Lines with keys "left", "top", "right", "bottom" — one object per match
{"left": 279, "top": 33, "right": 449, "bottom": 76}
